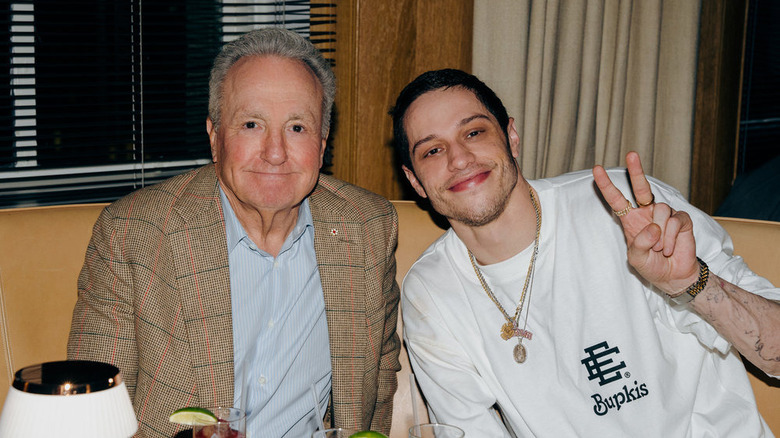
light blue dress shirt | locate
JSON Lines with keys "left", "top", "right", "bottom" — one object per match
{"left": 220, "top": 189, "right": 332, "bottom": 437}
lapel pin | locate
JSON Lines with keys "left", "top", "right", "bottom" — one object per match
{"left": 330, "top": 228, "right": 338, "bottom": 236}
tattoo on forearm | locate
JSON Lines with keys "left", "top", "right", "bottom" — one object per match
{"left": 697, "top": 277, "right": 780, "bottom": 367}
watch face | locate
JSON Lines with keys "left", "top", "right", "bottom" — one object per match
{"left": 669, "top": 291, "right": 695, "bottom": 306}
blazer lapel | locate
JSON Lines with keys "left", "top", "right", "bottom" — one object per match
{"left": 310, "top": 182, "right": 368, "bottom": 429}
{"left": 169, "top": 165, "right": 235, "bottom": 408}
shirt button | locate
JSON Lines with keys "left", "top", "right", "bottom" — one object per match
{"left": 273, "top": 260, "right": 279, "bottom": 268}
{"left": 258, "top": 375, "right": 267, "bottom": 385}
{"left": 268, "top": 319, "right": 274, "bottom": 328}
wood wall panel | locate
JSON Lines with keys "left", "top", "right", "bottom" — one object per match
{"left": 415, "top": 0, "right": 473, "bottom": 72}
{"left": 690, "top": 0, "right": 747, "bottom": 214}
{"left": 329, "top": 0, "right": 474, "bottom": 200}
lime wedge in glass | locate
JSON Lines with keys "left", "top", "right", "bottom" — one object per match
{"left": 169, "top": 407, "right": 218, "bottom": 426}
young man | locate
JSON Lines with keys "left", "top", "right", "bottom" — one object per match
{"left": 68, "top": 29, "right": 400, "bottom": 437}
{"left": 391, "top": 69, "right": 780, "bottom": 437}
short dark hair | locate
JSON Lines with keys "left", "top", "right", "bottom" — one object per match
{"left": 389, "top": 69, "right": 510, "bottom": 171}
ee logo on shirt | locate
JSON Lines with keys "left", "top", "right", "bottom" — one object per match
{"left": 581, "top": 341, "right": 650, "bottom": 416}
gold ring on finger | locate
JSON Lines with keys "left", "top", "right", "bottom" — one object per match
{"left": 637, "top": 194, "right": 655, "bottom": 207}
{"left": 613, "top": 199, "right": 633, "bottom": 217}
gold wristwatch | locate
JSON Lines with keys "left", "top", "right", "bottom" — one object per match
{"left": 669, "top": 257, "right": 709, "bottom": 305}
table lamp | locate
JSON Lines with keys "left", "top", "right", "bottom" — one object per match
{"left": 0, "top": 360, "right": 138, "bottom": 437}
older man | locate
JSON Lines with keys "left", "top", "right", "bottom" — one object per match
{"left": 68, "top": 29, "right": 400, "bottom": 438}
{"left": 391, "top": 69, "right": 780, "bottom": 437}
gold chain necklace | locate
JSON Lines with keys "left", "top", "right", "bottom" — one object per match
{"left": 468, "top": 186, "right": 541, "bottom": 364}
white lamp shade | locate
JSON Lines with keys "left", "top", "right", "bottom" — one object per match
{"left": 0, "top": 361, "right": 138, "bottom": 438}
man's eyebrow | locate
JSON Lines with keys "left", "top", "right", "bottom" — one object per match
{"left": 411, "top": 134, "right": 436, "bottom": 154}
{"left": 459, "top": 114, "right": 490, "bottom": 127}
{"left": 240, "top": 110, "right": 264, "bottom": 118}
{"left": 411, "top": 113, "right": 491, "bottom": 154}
{"left": 288, "top": 112, "right": 316, "bottom": 122}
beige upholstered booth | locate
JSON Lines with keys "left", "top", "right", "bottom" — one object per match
{"left": 708, "top": 216, "right": 780, "bottom": 434}
{"left": 0, "top": 201, "right": 778, "bottom": 435}
{"left": 0, "top": 204, "right": 105, "bottom": 393}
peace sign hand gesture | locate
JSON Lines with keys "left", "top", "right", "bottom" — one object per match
{"left": 592, "top": 152, "right": 700, "bottom": 296}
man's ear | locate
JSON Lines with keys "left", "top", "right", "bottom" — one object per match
{"left": 402, "top": 165, "right": 428, "bottom": 199}
{"left": 206, "top": 117, "right": 218, "bottom": 162}
{"left": 507, "top": 117, "right": 520, "bottom": 158}
{"left": 318, "top": 135, "right": 328, "bottom": 168}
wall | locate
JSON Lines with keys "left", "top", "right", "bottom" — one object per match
{"left": 691, "top": 0, "right": 747, "bottom": 214}
{"left": 318, "top": 0, "right": 743, "bottom": 210}
{"left": 321, "top": 0, "right": 474, "bottom": 200}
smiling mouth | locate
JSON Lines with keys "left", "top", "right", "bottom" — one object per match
{"left": 248, "top": 169, "right": 292, "bottom": 176}
{"left": 448, "top": 170, "right": 490, "bottom": 192}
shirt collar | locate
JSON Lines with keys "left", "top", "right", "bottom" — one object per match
{"left": 220, "top": 187, "right": 314, "bottom": 256}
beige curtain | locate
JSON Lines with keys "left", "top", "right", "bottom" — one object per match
{"left": 473, "top": 0, "right": 701, "bottom": 197}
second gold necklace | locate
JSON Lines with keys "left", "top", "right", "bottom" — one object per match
{"left": 468, "top": 186, "right": 540, "bottom": 364}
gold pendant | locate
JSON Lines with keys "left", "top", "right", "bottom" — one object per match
{"left": 514, "top": 342, "right": 527, "bottom": 363}
{"left": 501, "top": 322, "right": 515, "bottom": 340}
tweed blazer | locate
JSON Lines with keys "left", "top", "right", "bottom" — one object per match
{"left": 67, "top": 164, "right": 401, "bottom": 437}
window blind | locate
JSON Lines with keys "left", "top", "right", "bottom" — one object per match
{"left": 738, "top": 0, "right": 780, "bottom": 175}
{"left": 0, "top": 0, "right": 335, "bottom": 208}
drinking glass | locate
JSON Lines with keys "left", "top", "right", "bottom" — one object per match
{"left": 192, "top": 407, "right": 246, "bottom": 438}
{"left": 409, "top": 423, "right": 465, "bottom": 438}
{"left": 311, "top": 428, "right": 359, "bottom": 438}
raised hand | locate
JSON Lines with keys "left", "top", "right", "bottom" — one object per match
{"left": 592, "top": 152, "right": 699, "bottom": 296}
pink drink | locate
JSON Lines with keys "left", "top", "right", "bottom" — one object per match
{"left": 192, "top": 407, "right": 246, "bottom": 438}
{"left": 192, "top": 420, "right": 246, "bottom": 438}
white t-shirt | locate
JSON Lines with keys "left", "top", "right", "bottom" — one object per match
{"left": 402, "top": 168, "right": 779, "bottom": 438}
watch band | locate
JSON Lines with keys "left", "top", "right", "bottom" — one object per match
{"left": 669, "top": 257, "right": 710, "bottom": 305}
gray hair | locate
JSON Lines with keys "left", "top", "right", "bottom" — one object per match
{"left": 208, "top": 28, "right": 336, "bottom": 138}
